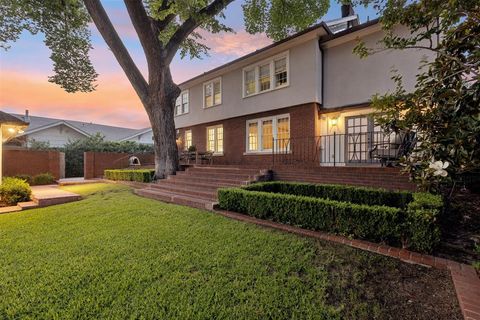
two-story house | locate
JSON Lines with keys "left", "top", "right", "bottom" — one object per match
{"left": 173, "top": 8, "right": 430, "bottom": 168}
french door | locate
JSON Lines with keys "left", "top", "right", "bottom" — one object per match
{"left": 345, "top": 115, "right": 382, "bottom": 163}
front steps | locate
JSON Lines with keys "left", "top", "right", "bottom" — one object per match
{"left": 134, "top": 166, "right": 269, "bottom": 210}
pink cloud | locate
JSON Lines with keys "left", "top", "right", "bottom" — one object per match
{"left": 203, "top": 30, "right": 272, "bottom": 57}
{"left": 0, "top": 69, "right": 149, "bottom": 128}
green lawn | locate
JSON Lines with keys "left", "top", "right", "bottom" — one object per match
{"left": 0, "top": 184, "right": 460, "bottom": 320}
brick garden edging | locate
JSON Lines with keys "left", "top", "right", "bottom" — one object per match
{"left": 213, "top": 209, "right": 480, "bottom": 320}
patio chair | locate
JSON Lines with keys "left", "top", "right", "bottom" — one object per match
{"left": 179, "top": 150, "right": 196, "bottom": 164}
{"left": 370, "top": 132, "right": 416, "bottom": 167}
{"left": 196, "top": 151, "right": 214, "bottom": 165}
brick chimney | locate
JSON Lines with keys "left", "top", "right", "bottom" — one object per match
{"left": 24, "top": 109, "right": 30, "bottom": 122}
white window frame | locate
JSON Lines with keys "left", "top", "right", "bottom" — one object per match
{"left": 174, "top": 90, "right": 189, "bottom": 116}
{"left": 206, "top": 124, "right": 224, "bottom": 155}
{"left": 184, "top": 130, "right": 192, "bottom": 150}
{"left": 244, "top": 114, "right": 290, "bottom": 154}
{"left": 203, "top": 77, "right": 222, "bottom": 109}
{"left": 242, "top": 51, "right": 290, "bottom": 98}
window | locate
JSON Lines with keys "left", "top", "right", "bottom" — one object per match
{"left": 243, "top": 52, "right": 289, "bottom": 97}
{"left": 259, "top": 64, "right": 271, "bottom": 91}
{"left": 184, "top": 130, "right": 192, "bottom": 150}
{"left": 207, "top": 125, "right": 223, "bottom": 154}
{"left": 175, "top": 91, "right": 189, "bottom": 116}
{"left": 246, "top": 114, "right": 290, "bottom": 153}
{"left": 275, "top": 58, "right": 288, "bottom": 87}
{"left": 204, "top": 78, "right": 222, "bottom": 108}
{"left": 244, "top": 69, "right": 256, "bottom": 96}
{"left": 248, "top": 122, "right": 258, "bottom": 151}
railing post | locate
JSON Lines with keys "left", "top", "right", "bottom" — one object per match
{"left": 272, "top": 137, "right": 275, "bottom": 168}
{"left": 333, "top": 132, "right": 336, "bottom": 167}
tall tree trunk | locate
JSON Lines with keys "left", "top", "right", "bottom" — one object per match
{"left": 146, "top": 66, "right": 180, "bottom": 179}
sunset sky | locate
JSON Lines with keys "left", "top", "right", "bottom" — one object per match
{"left": 0, "top": 1, "right": 377, "bottom": 129}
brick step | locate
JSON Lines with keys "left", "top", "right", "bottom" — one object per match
{"left": 147, "top": 184, "right": 217, "bottom": 201}
{"left": 274, "top": 169, "right": 408, "bottom": 177}
{"left": 157, "top": 179, "right": 240, "bottom": 189}
{"left": 176, "top": 171, "right": 257, "bottom": 180}
{"left": 187, "top": 166, "right": 264, "bottom": 175}
{"left": 134, "top": 189, "right": 215, "bottom": 210}
{"left": 274, "top": 174, "right": 410, "bottom": 183}
{"left": 170, "top": 174, "right": 251, "bottom": 185}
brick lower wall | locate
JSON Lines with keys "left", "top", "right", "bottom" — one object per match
{"left": 84, "top": 152, "right": 155, "bottom": 179}
{"left": 177, "top": 103, "right": 318, "bottom": 166}
{"left": 272, "top": 166, "right": 416, "bottom": 191}
{"left": 3, "top": 149, "right": 64, "bottom": 179}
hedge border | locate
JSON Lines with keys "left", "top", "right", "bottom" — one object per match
{"left": 218, "top": 182, "right": 443, "bottom": 253}
{"left": 104, "top": 169, "right": 155, "bottom": 183}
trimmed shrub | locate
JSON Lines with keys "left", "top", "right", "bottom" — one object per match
{"left": 218, "top": 188, "right": 403, "bottom": 244}
{"left": 244, "top": 181, "right": 413, "bottom": 208}
{"left": 12, "top": 174, "right": 32, "bottom": 184}
{"left": 218, "top": 183, "right": 443, "bottom": 253}
{"left": 104, "top": 169, "right": 155, "bottom": 183}
{"left": 32, "top": 173, "right": 55, "bottom": 185}
{"left": 0, "top": 177, "right": 32, "bottom": 205}
{"left": 403, "top": 193, "right": 442, "bottom": 252}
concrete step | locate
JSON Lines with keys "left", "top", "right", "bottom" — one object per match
{"left": 147, "top": 183, "right": 217, "bottom": 201}
{"left": 17, "top": 201, "right": 39, "bottom": 210}
{"left": 135, "top": 188, "right": 215, "bottom": 210}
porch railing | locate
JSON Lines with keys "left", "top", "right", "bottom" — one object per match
{"left": 272, "top": 131, "right": 415, "bottom": 167}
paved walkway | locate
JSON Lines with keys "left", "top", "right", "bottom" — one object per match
{"left": 0, "top": 185, "right": 81, "bottom": 214}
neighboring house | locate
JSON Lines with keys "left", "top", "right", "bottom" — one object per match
{"left": 174, "top": 6, "right": 432, "bottom": 167}
{"left": 7, "top": 111, "right": 153, "bottom": 148}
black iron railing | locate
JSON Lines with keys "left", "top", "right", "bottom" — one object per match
{"left": 273, "top": 131, "right": 416, "bottom": 167}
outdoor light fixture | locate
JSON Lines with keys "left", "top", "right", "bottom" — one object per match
{"left": 0, "top": 111, "right": 29, "bottom": 184}
{"left": 330, "top": 117, "right": 338, "bottom": 127}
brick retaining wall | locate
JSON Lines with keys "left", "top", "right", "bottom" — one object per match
{"left": 84, "top": 152, "right": 155, "bottom": 179}
{"left": 3, "top": 149, "right": 64, "bottom": 179}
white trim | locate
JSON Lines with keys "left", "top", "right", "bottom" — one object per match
{"left": 242, "top": 51, "right": 290, "bottom": 98}
{"left": 202, "top": 77, "right": 222, "bottom": 109}
{"left": 119, "top": 128, "right": 152, "bottom": 142}
{"left": 245, "top": 113, "right": 290, "bottom": 154}
{"left": 16, "top": 121, "right": 91, "bottom": 138}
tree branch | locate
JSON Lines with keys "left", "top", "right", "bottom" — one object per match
{"left": 124, "top": 0, "right": 162, "bottom": 62}
{"left": 164, "top": 0, "right": 234, "bottom": 64}
{"left": 83, "top": 0, "right": 149, "bottom": 104}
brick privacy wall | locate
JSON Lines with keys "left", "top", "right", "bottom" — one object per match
{"left": 84, "top": 152, "right": 155, "bottom": 179}
{"left": 177, "top": 103, "right": 318, "bottom": 166}
{"left": 3, "top": 149, "right": 64, "bottom": 179}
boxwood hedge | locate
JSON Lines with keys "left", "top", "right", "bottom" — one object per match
{"left": 218, "top": 182, "right": 443, "bottom": 253}
{"left": 104, "top": 169, "right": 155, "bottom": 183}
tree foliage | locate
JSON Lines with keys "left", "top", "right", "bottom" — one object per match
{"left": 1, "top": 0, "right": 97, "bottom": 92}
{"left": 353, "top": 0, "right": 480, "bottom": 193}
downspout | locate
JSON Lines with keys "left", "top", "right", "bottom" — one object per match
{"left": 318, "top": 39, "right": 325, "bottom": 108}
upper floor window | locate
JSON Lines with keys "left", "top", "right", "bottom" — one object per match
{"left": 243, "top": 52, "right": 289, "bottom": 97}
{"left": 203, "top": 78, "right": 222, "bottom": 108}
{"left": 175, "top": 91, "right": 189, "bottom": 116}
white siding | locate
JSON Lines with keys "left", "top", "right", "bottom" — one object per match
{"left": 26, "top": 125, "right": 87, "bottom": 148}
{"left": 174, "top": 39, "right": 322, "bottom": 128}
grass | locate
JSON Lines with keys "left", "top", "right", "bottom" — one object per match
{"left": 0, "top": 184, "right": 461, "bottom": 320}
